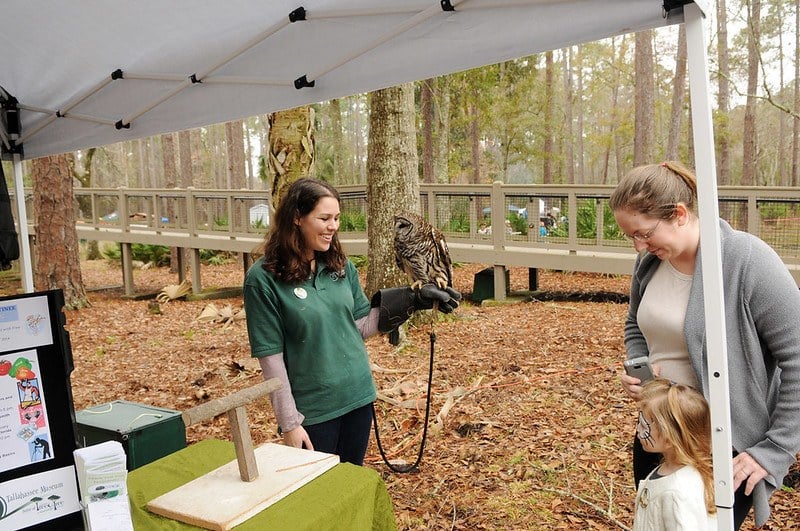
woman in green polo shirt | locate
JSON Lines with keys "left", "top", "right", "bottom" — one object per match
{"left": 244, "top": 178, "right": 459, "bottom": 465}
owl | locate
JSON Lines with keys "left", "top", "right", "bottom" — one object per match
{"left": 393, "top": 212, "right": 453, "bottom": 291}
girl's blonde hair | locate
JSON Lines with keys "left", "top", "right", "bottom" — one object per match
{"left": 639, "top": 378, "right": 716, "bottom": 515}
{"left": 609, "top": 161, "right": 698, "bottom": 219}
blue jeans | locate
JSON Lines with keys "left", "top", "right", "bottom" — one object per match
{"left": 304, "top": 404, "right": 373, "bottom": 465}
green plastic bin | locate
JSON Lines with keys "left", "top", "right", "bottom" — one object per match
{"left": 75, "top": 400, "right": 186, "bottom": 470}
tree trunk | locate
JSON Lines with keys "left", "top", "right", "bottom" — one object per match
{"left": 792, "top": 0, "right": 800, "bottom": 187}
{"left": 633, "top": 30, "right": 655, "bottom": 167}
{"left": 177, "top": 130, "right": 193, "bottom": 187}
{"left": 742, "top": 0, "right": 761, "bottom": 186}
{"left": 69, "top": 149, "right": 101, "bottom": 260}
{"left": 563, "top": 47, "right": 575, "bottom": 184}
{"left": 329, "top": 98, "right": 345, "bottom": 185}
{"left": 421, "top": 78, "right": 435, "bottom": 183}
{"left": 542, "top": 50, "right": 555, "bottom": 184}
{"left": 434, "top": 77, "right": 450, "bottom": 184}
{"left": 365, "top": 84, "right": 419, "bottom": 297}
{"left": 174, "top": 129, "right": 194, "bottom": 273}
{"left": 161, "top": 133, "right": 181, "bottom": 272}
{"left": 213, "top": 125, "right": 226, "bottom": 189}
{"left": 686, "top": 98, "right": 695, "bottom": 169}
{"left": 354, "top": 97, "right": 366, "bottom": 183}
{"left": 469, "top": 94, "right": 481, "bottom": 184}
{"left": 190, "top": 129, "right": 204, "bottom": 187}
{"left": 268, "top": 107, "right": 315, "bottom": 209}
{"left": 716, "top": 0, "right": 732, "bottom": 185}
{"left": 32, "top": 155, "right": 88, "bottom": 309}
{"left": 131, "top": 140, "right": 143, "bottom": 187}
{"left": 666, "top": 26, "right": 687, "bottom": 161}
{"left": 224, "top": 119, "right": 247, "bottom": 262}
{"left": 244, "top": 119, "right": 255, "bottom": 189}
{"left": 776, "top": 0, "right": 788, "bottom": 186}
{"left": 162, "top": 134, "right": 178, "bottom": 187}
{"left": 225, "top": 121, "right": 246, "bottom": 190}
{"left": 607, "top": 36, "right": 628, "bottom": 184}
{"left": 575, "top": 45, "right": 585, "bottom": 184}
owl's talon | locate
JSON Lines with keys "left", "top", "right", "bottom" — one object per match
{"left": 410, "top": 280, "right": 424, "bottom": 291}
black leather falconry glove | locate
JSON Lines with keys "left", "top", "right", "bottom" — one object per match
{"left": 370, "top": 284, "right": 461, "bottom": 345}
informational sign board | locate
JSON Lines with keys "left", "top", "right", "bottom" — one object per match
{"left": 0, "top": 290, "right": 82, "bottom": 530}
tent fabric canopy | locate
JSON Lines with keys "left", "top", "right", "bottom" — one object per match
{"left": 1, "top": 0, "right": 699, "bottom": 160}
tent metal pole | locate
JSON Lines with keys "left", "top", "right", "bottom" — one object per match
{"left": 18, "top": 104, "right": 118, "bottom": 127}
{"left": 18, "top": 75, "right": 116, "bottom": 144}
{"left": 685, "top": 4, "right": 734, "bottom": 529}
{"left": 119, "top": 17, "right": 290, "bottom": 128}
{"left": 12, "top": 154, "right": 34, "bottom": 293}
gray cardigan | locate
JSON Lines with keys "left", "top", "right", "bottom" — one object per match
{"left": 625, "top": 219, "right": 800, "bottom": 526}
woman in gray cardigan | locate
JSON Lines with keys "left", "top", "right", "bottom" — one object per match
{"left": 610, "top": 161, "right": 800, "bottom": 529}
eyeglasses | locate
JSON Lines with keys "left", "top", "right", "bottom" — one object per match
{"left": 624, "top": 220, "right": 661, "bottom": 242}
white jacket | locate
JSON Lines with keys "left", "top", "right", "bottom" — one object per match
{"left": 633, "top": 465, "right": 716, "bottom": 530}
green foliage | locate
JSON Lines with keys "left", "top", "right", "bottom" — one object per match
{"left": 507, "top": 215, "right": 527, "bottom": 235}
{"left": 213, "top": 216, "right": 229, "bottom": 229}
{"left": 133, "top": 244, "right": 171, "bottom": 266}
{"left": 101, "top": 245, "right": 120, "bottom": 261}
{"left": 251, "top": 217, "right": 268, "bottom": 229}
{"left": 349, "top": 255, "right": 368, "bottom": 269}
{"left": 573, "top": 202, "right": 624, "bottom": 240}
{"left": 759, "top": 202, "right": 791, "bottom": 220}
{"left": 445, "top": 213, "right": 471, "bottom": 233}
{"left": 548, "top": 219, "right": 568, "bottom": 238}
{"left": 200, "top": 249, "right": 234, "bottom": 265}
{"left": 101, "top": 243, "right": 170, "bottom": 266}
{"left": 257, "top": 155, "right": 269, "bottom": 183}
{"left": 340, "top": 210, "right": 366, "bottom": 231}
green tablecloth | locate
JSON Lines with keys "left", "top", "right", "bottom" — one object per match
{"left": 127, "top": 439, "right": 397, "bottom": 530}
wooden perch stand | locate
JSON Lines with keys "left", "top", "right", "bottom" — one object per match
{"left": 181, "top": 378, "right": 281, "bottom": 482}
{"left": 147, "top": 377, "right": 340, "bottom": 530}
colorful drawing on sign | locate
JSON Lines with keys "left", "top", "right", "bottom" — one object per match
{"left": 30, "top": 435, "right": 52, "bottom": 461}
{"left": 0, "top": 295, "right": 54, "bottom": 352}
{"left": 20, "top": 406, "right": 44, "bottom": 431}
{"left": 0, "top": 350, "right": 54, "bottom": 472}
{"left": 25, "top": 314, "right": 46, "bottom": 336}
{"left": 17, "top": 378, "right": 41, "bottom": 409}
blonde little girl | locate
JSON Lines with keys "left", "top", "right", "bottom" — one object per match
{"left": 633, "top": 378, "right": 717, "bottom": 530}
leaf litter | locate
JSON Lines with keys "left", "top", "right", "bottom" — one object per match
{"left": 45, "top": 260, "right": 798, "bottom": 530}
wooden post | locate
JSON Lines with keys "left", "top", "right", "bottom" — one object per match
{"left": 228, "top": 406, "right": 258, "bottom": 482}
{"left": 181, "top": 378, "right": 281, "bottom": 482}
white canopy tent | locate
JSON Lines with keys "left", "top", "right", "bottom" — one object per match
{"left": 1, "top": 1, "right": 736, "bottom": 527}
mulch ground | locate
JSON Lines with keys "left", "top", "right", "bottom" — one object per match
{"left": 2, "top": 260, "right": 796, "bottom": 530}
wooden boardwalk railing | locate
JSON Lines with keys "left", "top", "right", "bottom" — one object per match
{"left": 11, "top": 183, "right": 800, "bottom": 296}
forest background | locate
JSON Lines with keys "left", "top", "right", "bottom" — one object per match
{"left": 5, "top": 0, "right": 800, "bottom": 308}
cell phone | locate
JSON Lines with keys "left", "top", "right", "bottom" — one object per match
{"left": 623, "top": 356, "right": 654, "bottom": 383}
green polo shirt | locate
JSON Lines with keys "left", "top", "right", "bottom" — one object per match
{"left": 243, "top": 257, "right": 375, "bottom": 425}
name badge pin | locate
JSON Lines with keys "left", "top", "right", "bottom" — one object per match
{"left": 294, "top": 287, "right": 307, "bottom": 299}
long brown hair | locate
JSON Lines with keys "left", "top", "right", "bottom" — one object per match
{"left": 609, "top": 161, "right": 698, "bottom": 220}
{"left": 639, "top": 378, "right": 716, "bottom": 515}
{"left": 261, "top": 178, "right": 346, "bottom": 284}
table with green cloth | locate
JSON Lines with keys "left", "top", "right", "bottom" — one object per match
{"left": 126, "top": 439, "right": 397, "bottom": 530}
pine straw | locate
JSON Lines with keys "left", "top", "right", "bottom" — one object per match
{"left": 23, "top": 259, "right": 795, "bottom": 530}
